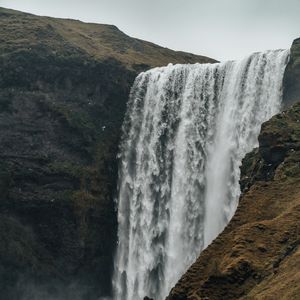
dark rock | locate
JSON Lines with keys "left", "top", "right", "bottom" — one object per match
{"left": 283, "top": 38, "right": 300, "bottom": 108}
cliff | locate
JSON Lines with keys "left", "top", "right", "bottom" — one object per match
{"left": 167, "top": 40, "right": 300, "bottom": 300}
{"left": 0, "top": 7, "right": 216, "bottom": 300}
{"left": 283, "top": 38, "right": 300, "bottom": 107}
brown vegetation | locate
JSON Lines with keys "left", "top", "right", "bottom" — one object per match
{"left": 168, "top": 103, "right": 300, "bottom": 300}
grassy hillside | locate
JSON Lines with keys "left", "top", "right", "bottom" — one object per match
{"left": 0, "top": 7, "right": 216, "bottom": 70}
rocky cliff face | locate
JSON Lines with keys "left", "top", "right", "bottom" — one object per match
{"left": 283, "top": 38, "right": 300, "bottom": 108}
{"left": 0, "top": 7, "right": 216, "bottom": 300}
{"left": 167, "top": 40, "right": 300, "bottom": 300}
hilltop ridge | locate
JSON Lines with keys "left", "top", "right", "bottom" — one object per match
{"left": 0, "top": 6, "right": 216, "bottom": 70}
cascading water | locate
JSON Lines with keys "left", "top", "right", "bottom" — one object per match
{"left": 113, "top": 49, "right": 290, "bottom": 300}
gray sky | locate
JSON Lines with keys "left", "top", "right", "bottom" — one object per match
{"left": 1, "top": 0, "right": 300, "bottom": 61}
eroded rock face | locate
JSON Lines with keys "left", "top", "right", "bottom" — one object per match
{"left": 0, "top": 43, "right": 135, "bottom": 300}
{"left": 167, "top": 103, "right": 300, "bottom": 300}
{"left": 283, "top": 38, "right": 300, "bottom": 108}
{"left": 0, "top": 7, "right": 215, "bottom": 300}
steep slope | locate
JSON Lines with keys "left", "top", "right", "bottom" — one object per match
{"left": 168, "top": 102, "right": 300, "bottom": 300}
{"left": 0, "top": 7, "right": 216, "bottom": 300}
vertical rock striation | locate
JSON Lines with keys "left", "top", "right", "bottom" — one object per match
{"left": 283, "top": 38, "right": 300, "bottom": 107}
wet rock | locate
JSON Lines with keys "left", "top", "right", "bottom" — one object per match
{"left": 283, "top": 38, "right": 300, "bottom": 108}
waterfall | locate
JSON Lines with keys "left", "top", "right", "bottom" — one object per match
{"left": 113, "top": 49, "right": 290, "bottom": 300}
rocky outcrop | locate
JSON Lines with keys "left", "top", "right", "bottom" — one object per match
{"left": 283, "top": 38, "right": 300, "bottom": 108}
{"left": 0, "top": 7, "right": 216, "bottom": 300}
{"left": 167, "top": 103, "right": 300, "bottom": 299}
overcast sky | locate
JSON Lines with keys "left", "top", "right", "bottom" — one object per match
{"left": 1, "top": 0, "right": 300, "bottom": 61}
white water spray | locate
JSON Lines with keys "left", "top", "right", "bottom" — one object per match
{"left": 113, "top": 50, "right": 290, "bottom": 300}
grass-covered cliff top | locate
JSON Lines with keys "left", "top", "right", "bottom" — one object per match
{"left": 0, "top": 7, "right": 216, "bottom": 70}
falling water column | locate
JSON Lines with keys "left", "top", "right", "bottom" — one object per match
{"left": 113, "top": 49, "right": 290, "bottom": 300}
